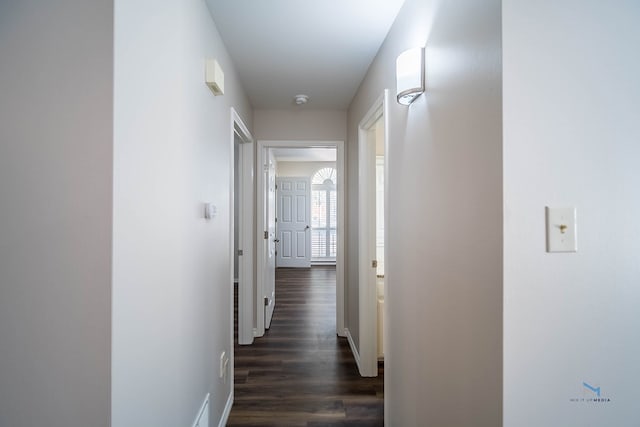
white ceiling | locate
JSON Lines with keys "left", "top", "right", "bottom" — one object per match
{"left": 205, "top": 0, "right": 406, "bottom": 109}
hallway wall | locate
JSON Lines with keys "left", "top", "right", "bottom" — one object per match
{"left": 0, "top": 1, "right": 113, "bottom": 426}
{"left": 503, "top": 1, "right": 640, "bottom": 425}
{"left": 347, "top": 0, "right": 503, "bottom": 424}
{"left": 253, "top": 109, "right": 346, "bottom": 141}
{"left": 112, "top": 0, "right": 252, "bottom": 425}
{"left": 277, "top": 161, "right": 336, "bottom": 178}
{"left": 253, "top": 109, "right": 346, "bottom": 334}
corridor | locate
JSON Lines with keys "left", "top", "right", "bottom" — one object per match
{"left": 229, "top": 267, "right": 383, "bottom": 426}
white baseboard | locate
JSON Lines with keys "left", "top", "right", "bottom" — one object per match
{"left": 345, "top": 328, "right": 362, "bottom": 374}
{"left": 218, "top": 391, "right": 233, "bottom": 427}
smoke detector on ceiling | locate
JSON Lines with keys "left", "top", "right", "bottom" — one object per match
{"left": 294, "top": 94, "right": 309, "bottom": 105}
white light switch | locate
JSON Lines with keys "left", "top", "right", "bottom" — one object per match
{"left": 545, "top": 207, "right": 577, "bottom": 253}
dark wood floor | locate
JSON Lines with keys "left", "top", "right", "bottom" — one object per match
{"left": 229, "top": 266, "right": 384, "bottom": 426}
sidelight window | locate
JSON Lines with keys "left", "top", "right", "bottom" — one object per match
{"left": 311, "top": 168, "right": 337, "bottom": 260}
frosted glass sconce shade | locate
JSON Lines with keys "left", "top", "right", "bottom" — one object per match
{"left": 396, "top": 47, "right": 425, "bottom": 105}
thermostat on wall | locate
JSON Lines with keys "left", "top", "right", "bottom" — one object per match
{"left": 205, "top": 59, "right": 224, "bottom": 96}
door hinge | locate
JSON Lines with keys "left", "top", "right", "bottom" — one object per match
{"left": 275, "top": 217, "right": 277, "bottom": 222}
{"left": 264, "top": 297, "right": 269, "bottom": 306}
{"left": 238, "top": 249, "right": 243, "bottom": 256}
{"left": 264, "top": 231, "right": 269, "bottom": 239}
{"left": 372, "top": 260, "right": 378, "bottom": 268}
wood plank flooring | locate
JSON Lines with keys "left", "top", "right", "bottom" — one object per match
{"left": 229, "top": 266, "right": 384, "bottom": 426}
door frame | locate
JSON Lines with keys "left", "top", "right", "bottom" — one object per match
{"left": 230, "top": 108, "right": 254, "bottom": 346}
{"left": 356, "top": 91, "right": 389, "bottom": 377}
{"left": 256, "top": 140, "right": 346, "bottom": 337}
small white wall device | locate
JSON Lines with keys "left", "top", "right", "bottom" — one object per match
{"left": 545, "top": 206, "right": 577, "bottom": 252}
{"left": 204, "top": 203, "right": 217, "bottom": 220}
{"left": 205, "top": 59, "right": 224, "bottom": 96}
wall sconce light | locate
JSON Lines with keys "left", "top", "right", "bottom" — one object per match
{"left": 396, "top": 47, "right": 425, "bottom": 105}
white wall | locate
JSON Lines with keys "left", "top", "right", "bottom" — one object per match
{"left": 113, "top": 1, "right": 251, "bottom": 426}
{"left": 503, "top": 1, "right": 640, "bottom": 425}
{"left": 277, "top": 161, "right": 336, "bottom": 178}
{"left": 0, "top": 1, "right": 113, "bottom": 426}
{"left": 347, "top": 0, "right": 503, "bottom": 424}
{"left": 253, "top": 109, "right": 346, "bottom": 141}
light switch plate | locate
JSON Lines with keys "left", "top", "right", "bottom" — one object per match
{"left": 545, "top": 207, "right": 577, "bottom": 252}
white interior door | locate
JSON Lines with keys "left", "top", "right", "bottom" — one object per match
{"left": 276, "top": 177, "right": 311, "bottom": 268}
{"left": 263, "top": 150, "right": 276, "bottom": 329}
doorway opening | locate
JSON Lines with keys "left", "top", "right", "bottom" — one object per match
{"left": 230, "top": 108, "right": 254, "bottom": 346}
{"left": 256, "top": 141, "right": 346, "bottom": 338}
{"left": 356, "top": 91, "right": 388, "bottom": 377}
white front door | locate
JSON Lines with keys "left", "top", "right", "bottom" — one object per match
{"left": 276, "top": 177, "right": 311, "bottom": 268}
{"left": 264, "top": 150, "right": 277, "bottom": 329}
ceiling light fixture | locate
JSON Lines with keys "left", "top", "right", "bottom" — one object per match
{"left": 294, "top": 94, "right": 309, "bottom": 105}
{"left": 396, "top": 47, "right": 425, "bottom": 105}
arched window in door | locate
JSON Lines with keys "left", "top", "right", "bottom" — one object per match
{"left": 311, "top": 167, "right": 337, "bottom": 260}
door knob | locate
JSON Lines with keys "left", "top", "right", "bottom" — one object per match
{"left": 274, "top": 238, "right": 280, "bottom": 243}
{"left": 305, "top": 225, "right": 310, "bottom": 230}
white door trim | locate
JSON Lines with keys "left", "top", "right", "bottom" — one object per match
{"left": 357, "top": 91, "right": 389, "bottom": 377}
{"left": 256, "top": 140, "right": 346, "bottom": 337}
{"left": 230, "top": 108, "right": 254, "bottom": 346}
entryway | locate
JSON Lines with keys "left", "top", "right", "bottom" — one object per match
{"left": 255, "top": 141, "right": 346, "bottom": 339}
{"left": 355, "top": 91, "right": 388, "bottom": 377}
